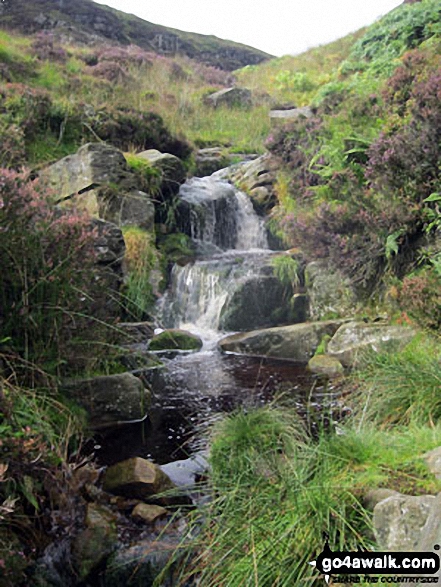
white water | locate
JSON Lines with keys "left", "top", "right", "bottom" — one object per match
{"left": 158, "top": 173, "right": 273, "bottom": 343}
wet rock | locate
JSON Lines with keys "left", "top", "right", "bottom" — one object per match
{"left": 373, "top": 494, "right": 435, "bottom": 551}
{"left": 194, "top": 147, "right": 230, "bottom": 177}
{"left": 327, "top": 321, "right": 416, "bottom": 368}
{"left": 137, "top": 149, "right": 186, "bottom": 198}
{"left": 219, "top": 320, "right": 344, "bottom": 363}
{"left": 204, "top": 87, "right": 252, "bottom": 109}
{"left": 62, "top": 373, "right": 149, "bottom": 428}
{"left": 305, "top": 260, "right": 358, "bottom": 320}
{"left": 72, "top": 503, "right": 118, "bottom": 582}
{"left": 132, "top": 503, "right": 168, "bottom": 524}
{"left": 149, "top": 329, "right": 203, "bottom": 352}
{"left": 219, "top": 275, "right": 306, "bottom": 331}
{"left": 102, "top": 457, "right": 175, "bottom": 502}
{"left": 307, "top": 354, "right": 344, "bottom": 377}
{"left": 104, "top": 521, "right": 187, "bottom": 587}
{"left": 423, "top": 447, "right": 441, "bottom": 480}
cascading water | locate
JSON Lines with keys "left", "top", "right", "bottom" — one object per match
{"left": 158, "top": 174, "right": 274, "bottom": 341}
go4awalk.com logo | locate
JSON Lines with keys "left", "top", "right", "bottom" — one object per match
{"left": 309, "top": 538, "right": 440, "bottom": 584}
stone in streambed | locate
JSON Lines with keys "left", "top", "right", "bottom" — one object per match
{"left": 72, "top": 503, "right": 118, "bottom": 581}
{"left": 131, "top": 503, "right": 168, "bottom": 524}
{"left": 149, "top": 329, "right": 202, "bottom": 351}
{"left": 102, "top": 457, "right": 175, "bottom": 502}
{"left": 219, "top": 320, "right": 344, "bottom": 363}
{"left": 61, "top": 373, "right": 149, "bottom": 428}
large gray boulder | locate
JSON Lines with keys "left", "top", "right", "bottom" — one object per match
{"left": 62, "top": 373, "right": 149, "bottom": 428}
{"left": 39, "top": 143, "right": 155, "bottom": 231}
{"left": 219, "top": 320, "right": 343, "bottom": 362}
{"left": 327, "top": 321, "right": 416, "bottom": 368}
{"left": 305, "top": 260, "right": 358, "bottom": 320}
{"left": 373, "top": 494, "right": 435, "bottom": 551}
{"left": 204, "top": 87, "right": 252, "bottom": 109}
{"left": 137, "top": 149, "right": 186, "bottom": 197}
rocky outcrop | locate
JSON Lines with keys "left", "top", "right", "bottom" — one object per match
{"left": 229, "top": 153, "right": 279, "bottom": 214}
{"left": 219, "top": 320, "right": 344, "bottom": 362}
{"left": 149, "top": 329, "right": 203, "bottom": 351}
{"left": 194, "top": 148, "right": 230, "bottom": 177}
{"left": 137, "top": 149, "right": 186, "bottom": 197}
{"left": 2, "top": 0, "right": 272, "bottom": 71}
{"left": 102, "top": 457, "right": 175, "bottom": 502}
{"left": 204, "top": 87, "right": 252, "bottom": 109}
{"left": 327, "top": 321, "right": 416, "bottom": 368}
{"left": 62, "top": 373, "right": 150, "bottom": 428}
{"left": 373, "top": 494, "right": 435, "bottom": 551}
{"left": 305, "top": 260, "right": 358, "bottom": 320}
{"left": 40, "top": 143, "right": 155, "bottom": 231}
{"left": 269, "top": 106, "right": 313, "bottom": 123}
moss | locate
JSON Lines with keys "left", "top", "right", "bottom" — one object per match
{"left": 149, "top": 329, "right": 202, "bottom": 351}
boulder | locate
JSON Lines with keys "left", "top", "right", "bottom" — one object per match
{"left": 194, "top": 147, "right": 230, "bottom": 177}
{"left": 327, "top": 322, "right": 416, "bottom": 368}
{"left": 305, "top": 260, "right": 358, "bottom": 320}
{"left": 131, "top": 503, "right": 168, "bottom": 524}
{"left": 148, "top": 329, "right": 203, "bottom": 352}
{"left": 219, "top": 276, "right": 307, "bottom": 331}
{"left": 229, "top": 153, "right": 279, "bottom": 214}
{"left": 269, "top": 106, "right": 313, "bottom": 123}
{"left": 61, "top": 373, "right": 149, "bottom": 428}
{"left": 307, "top": 354, "right": 344, "bottom": 377}
{"left": 204, "top": 87, "right": 252, "bottom": 109}
{"left": 415, "top": 492, "right": 441, "bottom": 582}
{"left": 72, "top": 503, "right": 118, "bottom": 582}
{"left": 423, "top": 447, "right": 441, "bottom": 480}
{"left": 39, "top": 143, "right": 155, "bottom": 231}
{"left": 373, "top": 494, "right": 435, "bottom": 551}
{"left": 219, "top": 320, "right": 343, "bottom": 363}
{"left": 137, "top": 149, "right": 186, "bottom": 197}
{"left": 160, "top": 453, "right": 209, "bottom": 489}
{"left": 102, "top": 457, "right": 175, "bottom": 502}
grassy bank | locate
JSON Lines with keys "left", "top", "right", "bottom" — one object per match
{"left": 177, "top": 336, "right": 441, "bottom": 586}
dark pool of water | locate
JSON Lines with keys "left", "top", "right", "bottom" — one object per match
{"left": 91, "top": 350, "right": 343, "bottom": 467}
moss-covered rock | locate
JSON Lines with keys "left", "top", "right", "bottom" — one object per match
{"left": 307, "top": 354, "right": 344, "bottom": 377}
{"left": 149, "top": 329, "right": 202, "bottom": 352}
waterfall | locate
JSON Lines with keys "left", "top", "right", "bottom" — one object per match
{"left": 157, "top": 172, "right": 280, "bottom": 341}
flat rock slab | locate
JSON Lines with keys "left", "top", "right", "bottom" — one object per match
{"left": 102, "top": 457, "right": 175, "bottom": 501}
{"left": 131, "top": 503, "right": 168, "bottom": 524}
{"left": 328, "top": 321, "right": 416, "bottom": 367}
{"left": 218, "top": 320, "right": 344, "bottom": 363}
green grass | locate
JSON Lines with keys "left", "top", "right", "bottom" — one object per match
{"left": 175, "top": 405, "right": 441, "bottom": 587}
{"left": 354, "top": 335, "right": 441, "bottom": 427}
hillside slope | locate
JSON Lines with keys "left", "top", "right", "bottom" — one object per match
{"left": 0, "top": 0, "right": 272, "bottom": 70}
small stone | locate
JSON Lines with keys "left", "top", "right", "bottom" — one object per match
{"left": 423, "top": 447, "right": 441, "bottom": 479}
{"left": 132, "top": 503, "right": 167, "bottom": 524}
{"left": 102, "top": 457, "right": 175, "bottom": 502}
{"left": 307, "top": 354, "right": 344, "bottom": 377}
{"left": 363, "top": 488, "right": 400, "bottom": 511}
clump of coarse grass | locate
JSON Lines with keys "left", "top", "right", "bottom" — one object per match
{"left": 354, "top": 334, "right": 441, "bottom": 428}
